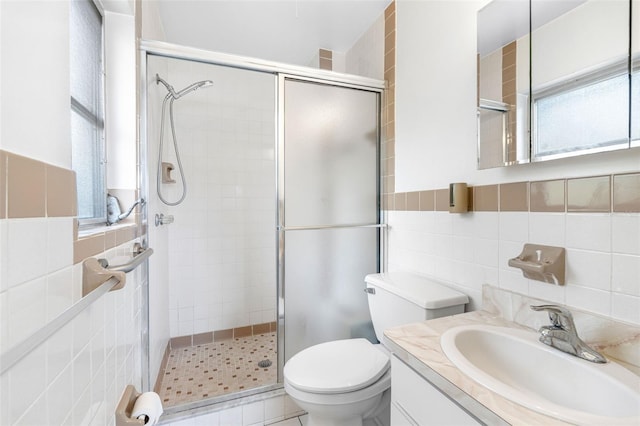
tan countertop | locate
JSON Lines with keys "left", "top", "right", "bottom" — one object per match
{"left": 385, "top": 310, "right": 582, "bottom": 426}
{"left": 385, "top": 284, "right": 640, "bottom": 425}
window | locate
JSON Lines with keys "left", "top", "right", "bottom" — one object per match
{"left": 70, "top": 0, "right": 106, "bottom": 223}
{"left": 532, "top": 64, "right": 630, "bottom": 160}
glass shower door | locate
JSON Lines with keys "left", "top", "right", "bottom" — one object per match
{"left": 279, "top": 77, "right": 381, "bottom": 363}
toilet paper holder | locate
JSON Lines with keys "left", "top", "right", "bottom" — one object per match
{"left": 115, "top": 385, "right": 146, "bottom": 426}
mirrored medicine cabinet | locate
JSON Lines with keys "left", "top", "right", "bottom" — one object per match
{"left": 477, "top": 0, "right": 639, "bottom": 170}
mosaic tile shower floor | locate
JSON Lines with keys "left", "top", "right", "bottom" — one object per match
{"left": 158, "top": 332, "right": 277, "bottom": 407}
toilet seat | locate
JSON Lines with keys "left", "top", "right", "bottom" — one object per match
{"left": 284, "top": 338, "right": 390, "bottom": 394}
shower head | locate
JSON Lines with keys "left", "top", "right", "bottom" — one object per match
{"left": 174, "top": 80, "right": 213, "bottom": 99}
{"left": 156, "top": 74, "right": 213, "bottom": 100}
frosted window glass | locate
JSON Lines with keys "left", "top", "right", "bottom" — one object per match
{"left": 283, "top": 227, "right": 379, "bottom": 362}
{"left": 533, "top": 74, "right": 629, "bottom": 158}
{"left": 284, "top": 80, "right": 379, "bottom": 227}
{"left": 72, "top": 110, "right": 103, "bottom": 219}
{"left": 70, "top": 0, "right": 105, "bottom": 221}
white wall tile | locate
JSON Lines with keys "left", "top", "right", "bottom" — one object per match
{"left": 472, "top": 212, "right": 499, "bottom": 240}
{"left": 565, "top": 249, "right": 611, "bottom": 291}
{"left": 612, "top": 214, "right": 640, "bottom": 255}
{"left": 389, "top": 207, "right": 637, "bottom": 327}
{"left": 14, "top": 391, "right": 47, "bottom": 426}
{"left": 47, "top": 217, "right": 73, "bottom": 272}
{"left": 8, "top": 344, "right": 47, "bottom": 424}
{"left": 46, "top": 322, "right": 73, "bottom": 383}
{"left": 528, "top": 213, "right": 565, "bottom": 247}
{"left": 6, "top": 219, "right": 48, "bottom": 288}
{"left": 565, "top": 214, "right": 611, "bottom": 251}
{"left": 499, "top": 212, "right": 529, "bottom": 243}
{"left": 611, "top": 293, "right": 640, "bottom": 324}
{"left": 0, "top": 220, "right": 8, "bottom": 291}
{"left": 47, "top": 365, "right": 74, "bottom": 425}
{"left": 611, "top": 254, "right": 640, "bottom": 296}
{"left": 7, "top": 277, "right": 47, "bottom": 346}
{"left": 565, "top": 285, "right": 611, "bottom": 317}
{"left": 46, "top": 267, "right": 74, "bottom": 321}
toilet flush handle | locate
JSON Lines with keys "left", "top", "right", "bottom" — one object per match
{"left": 364, "top": 287, "right": 376, "bottom": 295}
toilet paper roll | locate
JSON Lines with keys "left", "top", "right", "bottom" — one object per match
{"left": 131, "top": 392, "right": 164, "bottom": 425}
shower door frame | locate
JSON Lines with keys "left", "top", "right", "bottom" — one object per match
{"left": 139, "top": 39, "right": 386, "bottom": 415}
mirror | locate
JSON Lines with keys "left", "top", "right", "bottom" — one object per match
{"left": 531, "top": 0, "right": 630, "bottom": 161}
{"left": 478, "top": 0, "right": 633, "bottom": 169}
{"left": 477, "top": 0, "right": 530, "bottom": 169}
{"left": 633, "top": 0, "right": 640, "bottom": 145}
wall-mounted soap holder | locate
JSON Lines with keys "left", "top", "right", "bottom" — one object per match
{"left": 508, "top": 244, "right": 566, "bottom": 285}
{"left": 161, "top": 162, "right": 176, "bottom": 183}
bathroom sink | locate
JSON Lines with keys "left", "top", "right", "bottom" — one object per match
{"left": 440, "top": 325, "right": 640, "bottom": 425}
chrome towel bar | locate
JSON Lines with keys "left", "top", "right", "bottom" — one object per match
{"left": 83, "top": 245, "right": 154, "bottom": 296}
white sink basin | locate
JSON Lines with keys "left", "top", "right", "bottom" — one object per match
{"left": 440, "top": 325, "right": 640, "bottom": 425}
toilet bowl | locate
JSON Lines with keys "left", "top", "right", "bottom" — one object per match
{"left": 283, "top": 272, "right": 469, "bottom": 426}
{"left": 284, "top": 339, "right": 391, "bottom": 426}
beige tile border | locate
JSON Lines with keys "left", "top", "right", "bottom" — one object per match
{"left": 530, "top": 179, "right": 565, "bottom": 212}
{"left": 613, "top": 173, "right": 640, "bottom": 213}
{"left": 567, "top": 175, "right": 610, "bottom": 213}
{"left": 6, "top": 151, "right": 46, "bottom": 218}
{"left": 435, "top": 189, "right": 449, "bottom": 211}
{"left": 474, "top": 185, "right": 499, "bottom": 212}
{"left": 46, "top": 164, "right": 77, "bottom": 217}
{"left": 0, "top": 151, "right": 6, "bottom": 219}
{"left": 406, "top": 191, "right": 419, "bottom": 211}
{"left": 0, "top": 150, "right": 143, "bottom": 264}
{"left": 385, "top": 173, "right": 638, "bottom": 213}
{"left": 419, "top": 190, "right": 435, "bottom": 211}
{"left": 170, "top": 322, "right": 278, "bottom": 350}
{"left": 500, "top": 182, "right": 528, "bottom": 212}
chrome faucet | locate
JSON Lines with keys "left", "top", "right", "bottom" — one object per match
{"left": 530, "top": 304, "right": 607, "bottom": 363}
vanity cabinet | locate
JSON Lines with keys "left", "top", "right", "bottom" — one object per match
{"left": 391, "top": 355, "right": 480, "bottom": 426}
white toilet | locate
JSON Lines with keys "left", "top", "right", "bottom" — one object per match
{"left": 283, "top": 271, "right": 469, "bottom": 426}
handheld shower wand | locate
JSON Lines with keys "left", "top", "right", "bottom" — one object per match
{"left": 155, "top": 74, "right": 213, "bottom": 206}
{"left": 156, "top": 74, "right": 213, "bottom": 99}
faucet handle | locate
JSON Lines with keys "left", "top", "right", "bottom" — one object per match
{"left": 530, "top": 304, "right": 576, "bottom": 331}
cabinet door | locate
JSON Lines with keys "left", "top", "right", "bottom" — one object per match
{"left": 391, "top": 355, "right": 480, "bottom": 426}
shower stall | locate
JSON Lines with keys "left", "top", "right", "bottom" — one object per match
{"left": 141, "top": 41, "right": 384, "bottom": 414}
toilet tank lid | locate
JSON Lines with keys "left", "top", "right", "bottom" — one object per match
{"left": 365, "top": 271, "right": 469, "bottom": 309}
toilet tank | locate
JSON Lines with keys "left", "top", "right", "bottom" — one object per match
{"left": 365, "top": 271, "right": 469, "bottom": 343}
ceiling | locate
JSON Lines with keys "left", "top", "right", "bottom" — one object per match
{"left": 155, "top": 0, "right": 392, "bottom": 66}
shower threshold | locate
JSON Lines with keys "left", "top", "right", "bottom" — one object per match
{"left": 156, "top": 332, "right": 277, "bottom": 407}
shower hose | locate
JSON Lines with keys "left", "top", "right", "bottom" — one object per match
{"left": 157, "top": 93, "right": 187, "bottom": 206}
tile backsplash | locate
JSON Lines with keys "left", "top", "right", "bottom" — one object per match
{"left": 386, "top": 174, "right": 640, "bottom": 325}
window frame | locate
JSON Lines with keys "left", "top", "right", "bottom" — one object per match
{"left": 70, "top": 0, "right": 107, "bottom": 227}
{"left": 531, "top": 59, "right": 631, "bottom": 162}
